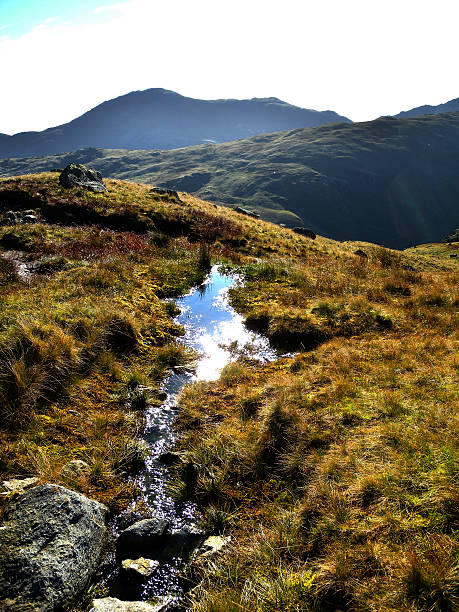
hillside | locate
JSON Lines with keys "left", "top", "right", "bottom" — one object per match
{"left": 0, "top": 88, "right": 350, "bottom": 158}
{"left": 2, "top": 112, "right": 459, "bottom": 248}
{"left": 395, "top": 96, "right": 459, "bottom": 118}
{"left": 0, "top": 169, "right": 457, "bottom": 611}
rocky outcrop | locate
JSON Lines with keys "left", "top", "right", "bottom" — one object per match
{"left": 59, "top": 163, "right": 108, "bottom": 193}
{"left": 0, "top": 483, "right": 107, "bottom": 611}
{"left": 149, "top": 187, "right": 182, "bottom": 202}
{"left": 233, "top": 206, "right": 260, "bottom": 219}
{"left": 293, "top": 227, "right": 316, "bottom": 239}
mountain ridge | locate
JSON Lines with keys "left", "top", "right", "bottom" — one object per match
{"left": 0, "top": 88, "right": 351, "bottom": 158}
{"left": 2, "top": 112, "right": 458, "bottom": 249}
{"left": 394, "top": 96, "right": 459, "bottom": 118}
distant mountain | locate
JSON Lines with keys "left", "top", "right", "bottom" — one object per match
{"left": 2, "top": 112, "right": 458, "bottom": 249}
{"left": 0, "top": 89, "right": 351, "bottom": 159}
{"left": 395, "top": 97, "right": 459, "bottom": 118}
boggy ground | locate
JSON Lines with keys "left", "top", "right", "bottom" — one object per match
{"left": 0, "top": 171, "right": 342, "bottom": 515}
{"left": 0, "top": 171, "right": 457, "bottom": 611}
{"left": 174, "top": 244, "right": 458, "bottom": 610}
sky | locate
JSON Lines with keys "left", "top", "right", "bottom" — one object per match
{"left": 0, "top": 0, "right": 457, "bottom": 135}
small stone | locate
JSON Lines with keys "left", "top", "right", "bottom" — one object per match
{"left": 1, "top": 477, "right": 38, "bottom": 493}
{"left": 23, "top": 214, "right": 38, "bottom": 224}
{"left": 61, "top": 459, "right": 91, "bottom": 480}
{"left": 121, "top": 557, "right": 159, "bottom": 577}
{"left": 199, "top": 535, "right": 231, "bottom": 558}
{"left": 157, "top": 451, "right": 181, "bottom": 466}
{"left": 90, "top": 597, "right": 173, "bottom": 612}
{"left": 450, "top": 253, "right": 457, "bottom": 258}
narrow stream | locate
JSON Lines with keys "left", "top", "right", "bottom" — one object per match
{"left": 108, "top": 265, "right": 278, "bottom": 606}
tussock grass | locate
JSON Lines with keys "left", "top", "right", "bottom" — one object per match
{"left": 173, "top": 235, "right": 458, "bottom": 611}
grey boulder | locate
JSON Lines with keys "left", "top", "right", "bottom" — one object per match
{"left": 0, "top": 483, "right": 107, "bottom": 611}
{"left": 59, "top": 163, "right": 108, "bottom": 193}
{"left": 116, "top": 518, "right": 170, "bottom": 555}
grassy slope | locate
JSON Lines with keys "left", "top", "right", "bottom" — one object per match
{"left": 0, "top": 172, "right": 457, "bottom": 611}
{"left": 0, "top": 171, "right": 338, "bottom": 514}
{"left": 173, "top": 246, "right": 458, "bottom": 609}
{"left": 1, "top": 113, "right": 459, "bottom": 248}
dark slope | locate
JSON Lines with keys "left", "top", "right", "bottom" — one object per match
{"left": 0, "top": 88, "right": 350, "bottom": 158}
{"left": 2, "top": 112, "right": 458, "bottom": 248}
{"left": 395, "top": 96, "right": 459, "bottom": 118}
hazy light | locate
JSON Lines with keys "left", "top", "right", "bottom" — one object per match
{"left": 0, "top": 0, "right": 457, "bottom": 134}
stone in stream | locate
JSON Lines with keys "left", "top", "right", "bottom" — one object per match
{"left": 0, "top": 483, "right": 107, "bottom": 611}
{"left": 116, "top": 518, "right": 170, "bottom": 556}
{"left": 59, "top": 163, "right": 108, "bottom": 193}
{"left": 90, "top": 596, "right": 174, "bottom": 611}
{"left": 157, "top": 451, "right": 182, "bottom": 466}
{"left": 121, "top": 557, "right": 159, "bottom": 577}
{"left": 116, "top": 518, "right": 204, "bottom": 560}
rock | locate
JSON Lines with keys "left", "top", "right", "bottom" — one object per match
{"left": 233, "top": 206, "right": 260, "bottom": 219}
{"left": 59, "top": 163, "right": 108, "bottom": 193}
{"left": 61, "top": 459, "right": 91, "bottom": 481}
{"left": 121, "top": 557, "right": 159, "bottom": 577}
{"left": 149, "top": 187, "right": 181, "bottom": 202}
{"left": 116, "top": 518, "right": 170, "bottom": 555}
{"left": 354, "top": 249, "right": 368, "bottom": 258}
{"left": 402, "top": 263, "right": 416, "bottom": 271}
{"left": 160, "top": 526, "right": 204, "bottom": 559}
{"left": 0, "top": 232, "right": 26, "bottom": 249}
{"left": 450, "top": 253, "right": 457, "bottom": 258}
{"left": 157, "top": 451, "right": 181, "bottom": 466}
{"left": 1, "top": 477, "right": 39, "bottom": 494}
{"left": 199, "top": 535, "right": 231, "bottom": 558}
{"left": 4, "top": 211, "right": 19, "bottom": 224}
{"left": 90, "top": 596, "right": 173, "bottom": 612}
{"left": 0, "top": 483, "right": 107, "bottom": 611}
{"left": 22, "top": 214, "right": 38, "bottom": 224}
{"left": 293, "top": 227, "right": 316, "bottom": 239}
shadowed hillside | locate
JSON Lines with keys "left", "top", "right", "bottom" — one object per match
{"left": 2, "top": 112, "right": 458, "bottom": 248}
{"left": 0, "top": 88, "right": 350, "bottom": 158}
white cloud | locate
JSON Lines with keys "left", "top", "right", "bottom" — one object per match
{"left": 0, "top": 0, "right": 458, "bottom": 134}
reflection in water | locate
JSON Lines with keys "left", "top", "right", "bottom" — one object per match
{"left": 112, "top": 266, "right": 278, "bottom": 603}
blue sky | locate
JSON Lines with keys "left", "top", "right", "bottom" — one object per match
{"left": 0, "top": 0, "right": 458, "bottom": 134}
{"left": 0, "top": 0, "right": 105, "bottom": 38}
